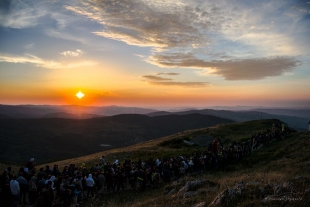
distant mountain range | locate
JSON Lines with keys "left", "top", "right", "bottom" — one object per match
{"left": 148, "top": 109, "right": 309, "bottom": 132}
{"left": 0, "top": 105, "right": 157, "bottom": 118}
{"left": 0, "top": 104, "right": 309, "bottom": 131}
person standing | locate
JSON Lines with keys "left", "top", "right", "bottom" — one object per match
{"left": 281, "top": 123, "right": 285, "bottom": 132}
{"left": 98, "top": 171, "right": 106, "bottom": 194}
{"left": 25, "top": 158, "right": 36, "bottom": 171}
{"left": 10, "top": 175, "right": 20, "bottom": 207}
{"left": 99, "top": 156, "right": 105, "bottom": 165}
{"left": 86, "top": 174, "right": 95, "bottom": 198}
{"left": 16, "top": 173, "right": 28, "bottom": 204}
{"left": 28, "top": 175, "right": 38, "bottom": 206}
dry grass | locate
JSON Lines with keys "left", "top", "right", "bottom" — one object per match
{"left": 38, "top": 119, "right": 281, "bottom": 170}
{"left": 4, "top": 119, "right": 309, "bottom": 207}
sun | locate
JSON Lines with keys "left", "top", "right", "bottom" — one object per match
{"left": 76, "top": 91, "right": 84, "bottom": 99}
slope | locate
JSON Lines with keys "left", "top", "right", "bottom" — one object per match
{"left": 0, "top": 113, "right": 233, "bottom": 164}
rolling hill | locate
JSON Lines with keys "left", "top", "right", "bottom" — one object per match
{"left": 0, "top": 104, "right": 157, "bottom": 118}
{"left": 148, "top": 109, "right": 310, "bottom": 131}
{"left": 1, "top": 119, "right": 309, "bottom": 206}
{"left": 0, "top": 113, "right": 233, "bottom": 164}
{"left": 1, "top": 104, "right": 308, "bottom": 131}
{"left": 32, "top": 119, "right": 309, "bottom": 207}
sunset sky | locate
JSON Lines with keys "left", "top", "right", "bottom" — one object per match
{"left": 0, "top": 0, "right": 309, "bottom": 108}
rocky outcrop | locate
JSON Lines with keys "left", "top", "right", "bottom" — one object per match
{"left": 167, "top": 188, "right": 176, "bottom": 196}
{"left": 184, "top": 191, "right": 198, "bottom": 198}
{"left": 177, "top": 179, "right": 207, "bottom": 197}
{"left": 192, "top": 202, "right": 206, "bottom": 207}
{"left": 209, "top": 188, "right": 242, "bottom": 206}
{"left": 209, "top": 179, "right": 309, "bottom": 207}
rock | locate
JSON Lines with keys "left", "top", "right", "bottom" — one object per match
{"left": 177, "top": 179, "right": 207, "bottom": 197}
{"left": 247, "top": 181, "right": 259, "bottom": 186}
{"left": 186, "top": 179, "right": 207, "bottom": 191}
{"left": 177, "top": 186, "right": 186, "bottom": 197}
{"left": 167, "top": 188, "right": 176, "bottom": 196}
{"left": 236, "top": 181, "right": 246, "bottom": 191}
{"left": 263, "top": 184, "right": 273, "bottom": 196}
{"left": 274, "top": 184, "right": 283, "bottom": 195}
{"left": 172, "top": 178, "right": 183, "bottom": 186}
{"left": 183, "top": 191, "right": 198, "bottom": 198}
{"left": 259, "top": 186, "right": 266, "bottom": 195}
{"left": 282, "top": 182, "right": 293, "bottom": 192}
{"left": 209, "top": 188, "right": 242, "bottom": 206}
{"left": 261, "top": 195, "right": 290, "bottom": 204}
{"left": 192, "top": 202, "right": 206, "bottom": 207}
{"left": 261, "top": 195, "right": 277, "bottom": 203}
{"left": 295, "top": 175, "right": 304, "bottom": 180}
{"left": 236, "top": 181, "right": 245, "bottom": 188}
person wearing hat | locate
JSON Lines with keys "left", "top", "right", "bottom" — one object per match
{"left": 26, "top": 158, "right": 36, "bottom": 171}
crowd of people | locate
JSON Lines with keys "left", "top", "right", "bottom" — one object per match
{"left": 0, "top": 124, "right": 288, "bottom": 207}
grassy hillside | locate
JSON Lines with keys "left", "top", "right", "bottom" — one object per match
{"left": 3, "top": 119, "right": 308, "bottom": 207}
{"left": 29, "top": 119, "right": 309, "bottom": 207}
{"left": 35, "top": 119, "right": 288, "bottom": 169}
{"left": 0, "top": 114, "right": 233, "bottom": 164}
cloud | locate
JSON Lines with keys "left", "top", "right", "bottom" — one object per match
{"left": 25, "top": 43, "right": 35, "bottom": 49}
{"left": 0, "top": 0, "right": 47, "bottom": 29}
{"left": 0, "top": 53, "right": 96, "bottom": 69}
{"left": 146, "top": 81, "right": 209, "bottom": 87}
{"left": 65, "top": 0, "right": 307, "bottom": 56}
{"left": 65, "top": 0, "right": 212, "bottom": 49}
{"left": 44, "top": 28, "right": 90, "bottom": 45}
{"left": 148, "top": 53, "right": 301, "bottom": 80}
{"left": 156, "top": 72, "right": 180, "bottom": 76}
{"left": 63, "top": 0, "right": 308, "bottom": 81}
{"left": 60, "top": 49, "right": 83, "bottom": 57}
{"left": 142, "top": 74, "right": 209, "bottom": 87}
{"left": 142, "top": 75, "right": 172, "bottom": 81}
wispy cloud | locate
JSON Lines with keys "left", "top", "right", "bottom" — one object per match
{"left": 156, "top": 72, "right": 180, "bottom": 76}
{"left": 64, "top": 0, "right": 308, "bottom": 80}
{"left": 0, "top": 53, "right": 96, "bottom": 69}
{"left": 65, "top": 0, "right": 211, "bottom": 49}
{"left": 142, "top": 75, "right": 172, "bottom": 81}
{"left": 60, "top": 49, "right": 83, "bottom": 57}
{"left": 0, "top": 1, "right": 46, "bottom": 29}
{"left": 146, "top": 81, "right": 209, "bottom": 87}
{"left": 148, "top": 53, "right": 301, "bottom": 80}
{"left": 142, "top": 74, "right": 209, "bottom": 87}
{"left": 24, "top": 43, "right": 35, "bottom": 49}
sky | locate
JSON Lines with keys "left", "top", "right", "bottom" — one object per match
{"left": 0, "top": 0, "right": 309, "bottom": 109}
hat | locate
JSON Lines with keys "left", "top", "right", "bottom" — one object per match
{"left": 24, "top": 167, "right": 29, "bottom": 173}
{"left": 30, "top": 158, "right": 34, "bottom": 162}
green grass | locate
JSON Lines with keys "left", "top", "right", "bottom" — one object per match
{"left": 28, "top": 119, "right": 310, "bottom": 207}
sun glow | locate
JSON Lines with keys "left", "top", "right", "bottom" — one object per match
{"left": 76, "top": 91, "right": 84, "bottom": 99}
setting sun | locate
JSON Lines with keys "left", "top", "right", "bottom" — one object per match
{"left": 76, "top": 91, "right": 84, "bottom": 99}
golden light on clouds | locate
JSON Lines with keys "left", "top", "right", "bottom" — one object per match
{"left": 76, "top": 91, "right": 84, "bottom": 99}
